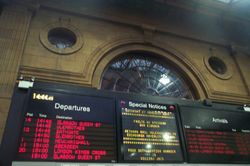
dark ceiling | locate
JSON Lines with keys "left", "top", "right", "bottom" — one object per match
{"left": 110, "top": 0, "right": 250, "bottom": 21}
{"left": 155, "top": 0, "right": 250, "bottom": 22}
{"left": 3, "top": 0, "right": 250, "bottom": 49}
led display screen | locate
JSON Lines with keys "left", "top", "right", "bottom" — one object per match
{"left": 16, "top": 90, "right": 117, "bottom": 162}
{"left": 180, "top": 107, "right": 250, "bottom": 163}
{"left": 118, "top": 100, "right": 183, "bottom": 162}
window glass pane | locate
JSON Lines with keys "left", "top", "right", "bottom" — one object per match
{"left": 48, "top": 28, "right": 76, "bottom": 49}
{"left": 101, "top": 53, "right": 195, "bottom": 99}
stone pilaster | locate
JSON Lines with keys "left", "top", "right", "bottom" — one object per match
{"left": 0, "top": 5, "right": 32, "bottom": 143}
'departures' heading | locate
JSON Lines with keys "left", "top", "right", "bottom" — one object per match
{"left": 55, "top": 103, "right": 90, "bottom": 112}
{"left": 128, "top": 101, "right": 167, "bottom": 110}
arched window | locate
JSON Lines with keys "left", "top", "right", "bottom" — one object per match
{"left": 101, "top": 52, "right": 195, "bottom": 99}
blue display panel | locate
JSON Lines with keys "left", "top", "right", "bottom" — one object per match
{"left": 16, "top": 90, "right": 117, "bottom": 162}
{"left": 118, "top": 100, "right": 184, "bottom": 162}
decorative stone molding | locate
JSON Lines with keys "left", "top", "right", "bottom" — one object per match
{"left": 90, "top": 37, "right": 208, "bottom": 100}
{"left": 39, "top": 20, "right": 83, "bottom": 55}
{"left": 141, "top": 24, "right": 156, "bottom": 44}
{"left": 20, "top": 35, "right": 250, "bottom": 104}
{"left": 204, "top": 48, "right": 233, "bottom": 80}
{"left": 229, "top": 45, "right": 250, "bottom": 97}
{"left": 0, "top": 5, "right": 32, "bottom": 98}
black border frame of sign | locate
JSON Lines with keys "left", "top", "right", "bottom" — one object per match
{"left": 0, "top": 80, "right": 244, "bottom": 166}
{"left": 15, "top": 89, "right": 33, "bottom": 162}
{"left": 176, "top": 105, "right": 188, "bottom": 162}
{"left": 16, "top": 88, "right": 117, "bottom": 163}
{"left": 0, "top": 82, "right": 118, "bottom": 166}
{"left": 115, "top": 96, "right": 186, "bottom": 163}
{"left": 0, "top": 87, "right": 31, "bottom": 166}
{"left": 179, "top": 105, "right": 250, "bottom": 164}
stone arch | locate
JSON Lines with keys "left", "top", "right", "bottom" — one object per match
{"left": 91, "top": 37, "right": 208, "bottom": 99}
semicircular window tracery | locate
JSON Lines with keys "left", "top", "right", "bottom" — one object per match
{"left": 101, "top": 53, "right": 195, "bottom": 99}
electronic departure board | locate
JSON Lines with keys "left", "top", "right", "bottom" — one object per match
{"left": 180, "top": 107, "right": 250, "bottom": 163}
{"left": 16, "top": 90, "right": 116, "bottom": 162}
{"left": 118, "top": 100, "right": 183, "bottom": 162}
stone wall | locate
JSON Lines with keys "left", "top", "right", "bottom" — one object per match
{"left": 0, "top": 5, "right": 32, "bottom": 143}
{"left": 0, "top": 0, "right": 249, "bottom": 143}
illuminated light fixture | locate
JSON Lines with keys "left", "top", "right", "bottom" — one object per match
{"left": 130, "top": 153, "right": 136, "bottom": 156}
{"left": 163, "top": 132, "right": 173, "bottom": 142}
{"left": 146, "top": 144, "right": 152, "bottom": 149}
{"left": 159, "top": 74, "right": 170, "bottom": 85}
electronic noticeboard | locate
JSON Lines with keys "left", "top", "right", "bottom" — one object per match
{"left": 117, "top": 100, "right": 184, "bottom": 163}
{"left": 15, "top": 90, "right": 117, "bottom": 162}
{"left": 180, "top": 107, "right": 250, "bottom": 164}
